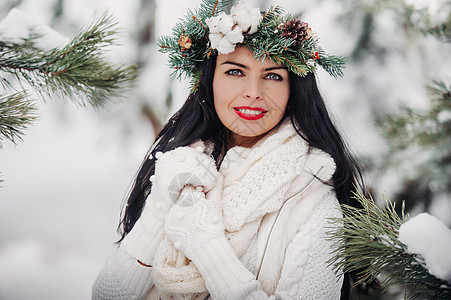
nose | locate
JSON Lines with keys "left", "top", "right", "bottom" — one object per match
{"left": 243, "top": 77, "right": 263, "bottom": 101}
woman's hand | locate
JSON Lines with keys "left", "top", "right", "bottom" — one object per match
{"left": 165, "top": 174, "right": 225, "bottom": 257}
{"left": 153, "top": 145, "right": 219, "bottom": 204}
{"left": 122, "top": 144, "right": 218, "bottom": 266}
{"left": 165, "top": 175, "right": 255, "bottom": 297}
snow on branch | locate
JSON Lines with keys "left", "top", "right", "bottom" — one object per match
{"left": 326, "top": 189, "right": 451, "bottom": 299}
{"left": 0, "top": 9, "right": 137, "bottom": 144}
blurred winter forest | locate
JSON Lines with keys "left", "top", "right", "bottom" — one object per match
{"left": 0, "top": 0, "right": 450, "bottom": 299}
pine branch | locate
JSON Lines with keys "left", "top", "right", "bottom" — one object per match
{"left": 157, "top": 0, "right": 234, "bottom": 84}
{"left": 428, "top": 79, "right": 451, "bottom": 105}
{"left": 158, "top": 0, "right": 345, "bottom": 91}
{"left": 317, "top": 51, "right": 346, "bottom": 78}
{"left": 326, "top": 190, "right": 451, "bottom": 299}
{"left": 0, "top": 91, "right": 36, "bottom": 146}
{"left": 376, "top": 105, "right": 441, "bottom": 149}
{"left": 375, "top": 79, "right": 451, "bottom": 150}
{"left": 427, "top": 23, "right": 451, "bottom": 42}
{"left": 375, "top": 78, "right": 451, "bottom": 200}
{"left": 0, "top": 12, "right": 137, "bottom": 108}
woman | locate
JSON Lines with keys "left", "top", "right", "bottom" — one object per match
{"left": 93, "top": 1, "right": 363, "bottom": 299}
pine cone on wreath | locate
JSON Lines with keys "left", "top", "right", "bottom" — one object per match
{"left": 279, "top": 19, "right": 312, "bottom": 43}
{"left": 178, "top": 33, "right": 193, "bottom": 52}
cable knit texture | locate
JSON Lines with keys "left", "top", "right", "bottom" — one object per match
{"left": 91, "top": 120, "right": 341, "bottom": 299}
{"left": 92, "top": 192, "right": 343, "bottom": 299}
{"left": 274, "top": 191, "right": 343, "bottom": 299}
{"left": 214, "top": 191, "right": 344, "bottom": 300}
{"left": 92, "top": 247, "right": 154, "bottom": 300}
{"left": 151, "top": 120, "right": 336, "bottom": 298}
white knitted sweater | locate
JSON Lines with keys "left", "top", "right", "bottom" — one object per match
{"left": 92, "top": 122, "right": 343, "bottom": 299}
{"left": 92, "top": 192, "right": 342, "bottom": 299}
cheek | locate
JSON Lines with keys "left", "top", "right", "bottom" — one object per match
{"left": 213, "top": 76, "right": 235, "bottom": 108}
{"left": 269, "top": 85, "right": 290, "bottom": 116}
{"left": 213, "top": 80, "right": 230, "bottom": 120}
{"left": 281, "top": 84, "right": 290, "bottom": 112}
{"left": 212, "top": 80, "right": 222, "bottom": 108}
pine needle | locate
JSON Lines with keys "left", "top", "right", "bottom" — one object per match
{"left": 326, "top": 190, "right": 451, "bottom": 299}
{"left": 0, "top": 12, "right": 137, "bottom": 108}
{"left": 0, "top": 91, "right": 36, "bottom": 146}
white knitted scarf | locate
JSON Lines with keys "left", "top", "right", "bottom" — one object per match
{"left": 151, "top": 121, "right": 332, "bottom": 299}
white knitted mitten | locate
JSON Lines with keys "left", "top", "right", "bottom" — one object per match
{"left": 122, "top": 146, "right": 219, "bottom": 266}
{"left": 155, "top": 145, "right": 219, "bottom": 201}
{"left": 165, "top": 176, "right": 255, "bottom": 297}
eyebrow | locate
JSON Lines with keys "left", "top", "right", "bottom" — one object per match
{"left": 221, "top": 61, "right": 287, "bottom": 71}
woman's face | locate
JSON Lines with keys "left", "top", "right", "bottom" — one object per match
{"left": 213, "top": 46, "right": 290, "bottom": 147}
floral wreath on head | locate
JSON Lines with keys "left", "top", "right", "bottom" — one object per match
{"left": 158, "top": 0, "right": 345, "bottom": 91}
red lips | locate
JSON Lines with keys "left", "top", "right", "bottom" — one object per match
{"left": 233, "top": 106, "right": 268, "bottom": 121}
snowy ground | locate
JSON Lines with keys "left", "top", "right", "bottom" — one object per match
{"left": 1, "top": 0, "right": 450, "bottom": 299}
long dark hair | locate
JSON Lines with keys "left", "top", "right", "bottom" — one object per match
{"left": 119, "top": 54, "right": 366, "bottom": 299}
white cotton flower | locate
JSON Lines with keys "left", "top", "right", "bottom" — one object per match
{"left": 206, "top": 12, "right": 235, "bottom": 35}
{"left": 208, "top": 28, "right": 243, "bottom": 54}
{"left": 207, "top": 12, "right": 245, "bottom": 54}
{"left": 206, "top": 3, "right": 261, "bottom": 54}
{"left": 225, "top": 26, "right": 244, "bottom": 44}
{"left": 231, "top": 2, "right": 262, "bottom": 34}
{"left": 205, "top": 15, "right": 222, "bottom": 34}
{"left": 218, "top": 13, "right": 235, "bottom": 34}
{"left": 209, "top": 33, "right": 223, "bottom": 49}
{"left": 216, "top": 37, "right": 236, "bottom": 54}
